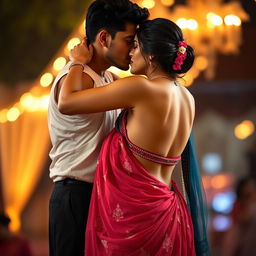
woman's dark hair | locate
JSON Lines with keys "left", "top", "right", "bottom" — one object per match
{"left": 86, "top": 0, "right": 149, "bottom": 44}
{"left": 137, "top": 18, "right": 195, "bottom": 78}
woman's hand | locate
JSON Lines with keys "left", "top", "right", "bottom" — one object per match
{"left": 70, "top": 38, "right": 93, "bottom": 64}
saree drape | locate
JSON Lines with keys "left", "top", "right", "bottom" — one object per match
{"left": 85, "top": 128, "right": 195, "bottom": 255}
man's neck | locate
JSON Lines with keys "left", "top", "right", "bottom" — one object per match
{"left": 87, "top": 54, "right": 110, "bottom": 76}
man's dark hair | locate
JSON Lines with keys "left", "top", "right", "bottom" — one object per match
{"left": 86, "top": 0, "right": 149, "bottom": 44}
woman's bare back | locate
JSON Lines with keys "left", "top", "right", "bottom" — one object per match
{"left": 126, "top": 79, "right": 195, "bottom": 186}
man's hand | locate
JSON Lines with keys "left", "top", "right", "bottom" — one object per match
{"left": 70, "top": 38, "right": 93, "bottom": 64}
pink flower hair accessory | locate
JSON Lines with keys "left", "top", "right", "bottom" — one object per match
{"left": 172, "top": 41, "right": 188, "bottom": 71}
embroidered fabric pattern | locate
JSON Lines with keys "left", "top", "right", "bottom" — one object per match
{"left": 172, "top": 41, "right": 188, "bottom": 71}
{"left": 119, "top": 110, "right": 181, "bottom": 165}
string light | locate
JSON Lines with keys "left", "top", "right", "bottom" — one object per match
{"left": 141, "top": 0, "right": 155, "bottom": 9}
{"left": 224, "top": 15, "right": 241, "bottom": 26}
{"left": 207, "top": 13, "right": 223, "bottom": 27}
{"left": 0, "top": 1, "right": 249, "bottom": 121}
{"left": 7, "top": 107, "right": 20, "bottom": 122}
{"left": 40, "top": 73, "right": 54, "bottom": 87}
{"left": 53, "top": 57, "right": 67, "bottom": 71}
{"left": 67, "top": 37, "right": 81, "bottom": 50}
{"left": 187, "top": 19, "right": 198, "bottom": 30}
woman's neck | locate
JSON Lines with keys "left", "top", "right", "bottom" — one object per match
{"left": 147, "top": 71, "right": 174, "bottom": 81}
{"left": 146, "top": 65, "right": 174, "bottom": 81}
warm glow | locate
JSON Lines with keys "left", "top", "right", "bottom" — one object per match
{"left": 182, "top": 73, "right": 194, "bottom": 87}
{"left": 161, "top": 0, "right": 174, "bottom": 6}
{"left": 6, "top": 207, "right": 20, "bottom": 232}
{"left": 141, "top": 0, "right": 155, "bottom": 9}
{"left": 67, "top": 37, "right": 81, "bottom": 50}
{"left": 187, "top": 19, "right": 198, "bottom": 30}
{"left": 195, "top": 56, "right": 208, "bottom": 70}
{"left": 79, "top": 21, "right": 85, "bottom": 35}
{"left": 234, "top": 120, "right": 255, "bottom": 140}
{"left": 7, "top": 107, "right": 20, "bottom": 122}
{"left": 176, "top": 18, "right": 187, "bottom": 29}
{"left": 20, "top": 93, "right": 49, "bottom": 112}
{"left": 0, "top": 109, "right": 8, "bottom": 123}
{"left": 0, "top": 0, "right": 249, "bottom": 233}
{"left": 53, "top": 57, "right": 67, "bottom": 71}
{"left": 224, "top": 15, "right": 241, "bottom": 26}
{"left": 176, "top": 18, "right": 198, "bottom": 30}
{"left": 20, "top": 93, "right": 34, "bottom": 109}
{"left": 40, "top": 73, "right": 53, "bottom": 87}
{"left": 0, "top": 108, "right": 50, "bottom": 231}
{"left": 27, "top": 102, "right": 40, "bottom": 112}
{"left": 207, "top": 12, "right": 223, "bottom": 26}
{"left": 107, "top": 66, "right": 133, "bottom": 78}
{"left": 39, "top": 95, "right": 50, "bottom": 110}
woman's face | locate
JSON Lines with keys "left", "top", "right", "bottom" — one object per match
{"left": 129, "top": 37, "right": 147, "bottom": 75}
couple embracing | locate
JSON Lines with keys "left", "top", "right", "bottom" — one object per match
{"left": 48, "top": 0, "right": 209, "bottom": 255}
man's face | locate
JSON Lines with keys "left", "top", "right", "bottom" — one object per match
{"left": 105, "top": 23, "right": 137, "bottom": 70}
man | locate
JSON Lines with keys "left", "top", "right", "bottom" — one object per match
{"left": 47, "top": 0, "right": 149, "bottom": 255}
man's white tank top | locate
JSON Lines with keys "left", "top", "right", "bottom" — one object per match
{"left": 48, "top": 62, "right": 119, "bottom": 183}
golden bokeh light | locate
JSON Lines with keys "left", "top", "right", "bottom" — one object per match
{"left": 141, "top": 0, "right": 155, "bottom": 9}
{"left": 187, "top": 19, "right": 198, "bottom": 30}
{"left": 234, "top": 120, "right": 255, "bottom": 140}
{"left": 53, "top": 57, "right": 67, "bottom": 71}
{"left": 176, "top": 18, "right": 198, "bottom": 30}
{"left": 207, "top": 12, "right": 223, "bottom": 26}
{"left": 40, "top": 73, "right": 54, "bottom": 87}
{"left": 20, "top": 93, "right": 33, "bottom": 108}
{"left": 19, "top": 93, "right": 50, "bottom": 112}
{"left": 176, "top": 18, "right": 187, "bottom": 29}
{"left": 7, "top": 107, "right": 20, "bottom": 122}
{"left": 67, "top": 37, "right": 81, "bottom": 50}
{"left": 38, "top": 95, "right": 50, "bottom": 111}
{"left": 224, "top": 15, "right": 241, "bottom": 26}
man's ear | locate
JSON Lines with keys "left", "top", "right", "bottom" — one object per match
{"left": 98, "top": 30, "right": 111, "bottom": 48}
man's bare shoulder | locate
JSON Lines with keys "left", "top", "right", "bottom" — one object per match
{"left": 55, "top": 72, "right": 94, "bottom": 103}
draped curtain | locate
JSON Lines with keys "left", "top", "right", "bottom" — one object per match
{"left": 0, "top": 111, "right": 50, "bottom": 231}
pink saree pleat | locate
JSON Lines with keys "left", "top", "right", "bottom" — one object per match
{"left": 85, "top": 129, "right": 196, "bottom": 256}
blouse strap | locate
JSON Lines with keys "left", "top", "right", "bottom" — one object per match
{"left": 117, "top": 109, "right": 181, "bottom": 166}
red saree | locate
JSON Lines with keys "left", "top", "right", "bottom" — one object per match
{"left": 85, "top": 112, "right": 196, "bottom": 256}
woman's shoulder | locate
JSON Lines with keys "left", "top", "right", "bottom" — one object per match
{"left": 179, "top": 83, "right": 194, "bottom": 101}
{"left": 118, "top": 75, "right": 152, "bottom": 92}
{"left": 122, "top": 75, "right": 148, "bottom": 84}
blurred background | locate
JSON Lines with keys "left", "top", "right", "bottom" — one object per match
{"left": 0, "top": 0, "right": 255, "bottom": 255}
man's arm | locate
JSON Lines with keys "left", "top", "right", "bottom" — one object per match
{"left": 55, "top": 72, "right": 94, "bottom": 104}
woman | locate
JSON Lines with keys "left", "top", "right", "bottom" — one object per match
{"left": 59, "top": 18, "right": 209, "bottom": 255}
